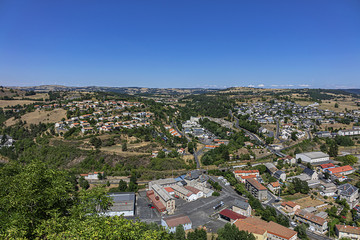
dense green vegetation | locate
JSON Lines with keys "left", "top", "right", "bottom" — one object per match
{"left": 181, "top": 95, "right": 235, "bottom": 119}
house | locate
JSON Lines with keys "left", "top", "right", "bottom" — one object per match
{"left": 303, "top": 168, "right": 319, "bottom": 180}
{"left": 335, "top": 224, "right": 360, "bottom": 240}
{"left": 233, "top": 169, "right": 260, "bottom": 178}
{"left": 238, "top": 175, "right": 258, "bottom": 183}
{"left": 296, "top": 151, "right": 330, "bottom": 164}
{"left": 267, "top": 181, "right": 281, "bottom": 194}
{"left": 283, "top": 155, "right": 296, "bottom": 165}
{"left": 332, "top": 173, "right": 348, "bottom": 182}
{"left": 274, "top": 170, "right": 286, "bottom": 182}
{"left": 265, "top": 162, "right": 278, "bottom": 175}
{"left": 320, "top": 183, "right": 337, "bottom": 197}
{"left": 161, "top": 215, "right": 192, "bottom": 233}
{"left": 219, "top": 209, "right": 247, "bottom": 223}
{"left": 232, "top": 199, "right": 252, "bottom": 217}
{"left": 326, "top": 165, "right": 355, "bottom": 176}
{"left": 80, "top": 172, "right": 104, "bottom": 180}
{"left": 104, "top": 192, "right": 135, "bottom": 217}
{"left": 337, "top": 183, "right": 359, "bottom": 208}
{"left": 171, "top": 185, "right": 197, "bottom": 202}
{"left": 0, "top": 135, "right": 14, "bottom": 148}
{"left": 281, "top": 201, "right": 300, "bottom": 213}
{"left": 294, "top": 209, "right": 328, "bottom": 233}
{"left": 234, "top": 217, "right": 297, "bottom": 240}
{"left": 184, "top": 186, "right": 203, "bottom": 199}
{"left": 245, "top": 178, "right": 268, "bottom": 201}
{"left": 185, "top": 170, "right": 201, "bottom": 180}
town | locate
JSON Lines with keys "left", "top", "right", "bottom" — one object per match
{"left": 1, "top": 86, "right": 360, "bottom": 239}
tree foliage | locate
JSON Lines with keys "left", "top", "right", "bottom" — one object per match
{"left": 217, "top": 223, "right": 255, "bottom": 240}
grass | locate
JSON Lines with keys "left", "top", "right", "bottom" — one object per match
{"left": 294, "top": 196, "right": 325, "bottom": 208}
{"left": 0, "top": 100, "right": 37, "bottom": 108}
{"left": 5, "top": 108, "right": 67, "bottom": 127}
{"left": 282, "top": 193, "right": 307, "bottom": 201}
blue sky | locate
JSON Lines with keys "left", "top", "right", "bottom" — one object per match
{"left": 0, "top": 0, "right": 359, "bottom": 89}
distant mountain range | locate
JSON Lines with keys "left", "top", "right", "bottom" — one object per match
{"left": 11, "top": 85, "right": 360, "bottom": 96}
{"left": 342, "top": 89, "right": 360, "bottom": 95}
{"left": 12, "top": 85, "right": 218, "bottom": 95}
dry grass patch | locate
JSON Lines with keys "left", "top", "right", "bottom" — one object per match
{"left": 5, "top": 108, "right": 67, "bottom": 127}
{"left": 101, "top": 145, "right": 151, "bottom": 156}
{"left": 0, "top": 100, "right": 37, "bottom": 108}
{"left": 294, "top": 196, "right": 324, "bottom": 208}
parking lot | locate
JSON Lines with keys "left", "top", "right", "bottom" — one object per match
{"left": 135, "top": 190, "right": 161, "bottom": 224}
{"left": 135, "top": 175, "right": 248, "bottom": 232}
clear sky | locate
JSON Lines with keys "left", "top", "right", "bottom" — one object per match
{"left": 0, "top": 0, "right": 359, "bottom": 89}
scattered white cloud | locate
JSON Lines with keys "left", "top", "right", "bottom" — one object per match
{"left": 299, "top": 84, "right": 310, "bottom": 87}
{"left": 257, "top": 84, "right": 265, "bottom": 87}
{"left": 270, "top": 85, "right": 278, "bottom": 87}
{"left": 248, "top": 84, "right": 255, "bottom": 87}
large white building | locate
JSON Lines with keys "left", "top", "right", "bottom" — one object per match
{"left": 295, "top": 151, "right": 329, "bottom": 164}
{"left": 104, "top": 192, "right": 135, "bottom": 217}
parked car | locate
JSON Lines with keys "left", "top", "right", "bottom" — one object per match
{"left": 213, "top": 201, "right": 224, "bottom": 210}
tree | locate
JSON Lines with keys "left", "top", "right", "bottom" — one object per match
{"left": 90, "top": 136, "right": 102, "bottom": 149}
{"left": 175, "top": 224, "right": 186, "bottom": 240}
{"left": 294, "top": 224, "right": 309, "bottom": 240}
{"left": 217, "top": 223, "right": 255, "bottom": 240}
{"left": 188, "top": 142, "right": 194, "bottom": 154}
{"left": 187, "top": 228, "right": 207, "bottom": 240}
{"left": 1, "top": 134, "right": 7, "bottom": 145}
{"left": 0, "top": 160, "right": 75, "bottom": 238}
{"left": 291, "top": 131, "right": 298, "bottom": 141}
{"left": 328, "top": 142, "right": 338, "bottom": 157}
{"left": 122, "top": 142, "right": 128, "bottom": 151}
{"left": 79, "top": 176, "right": 90, "bottom": 190}
{"left": 320, "top": 144, "right": 328, "bottom": 153}
{"left": 335, "top": 103, "right": 339, "bottom": 108}
{"left": 118, "top": 180, "right": 128, "bottom": 191}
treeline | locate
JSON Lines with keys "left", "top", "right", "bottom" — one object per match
{"left": 181, "top": 95, "right": 235, "bottom": 119}
{"left": 199, "top": 118, "right": 232, "bottom": 139}
{"left": 202, "top": 131, "right": 249, "bottom": 166}
{"left": 236, "top": 114, "right": 261, "bottom": 134}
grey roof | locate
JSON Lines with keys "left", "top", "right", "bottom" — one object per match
{"left": 108, "top": 192, "right": 135, "bottom": 202}
{"left": 300, "top": 151, "right": 329, "bottom": 159}
{"left": 303, "top": 168, "right": 316, "bottom": 176}
{"left": 337, "top": 183, "right": 358, "bottom": 197}
{"left": 274, "top": 170, "right": 285, "bottom": 178}
{"left": 233, "top": 199, "right": 250, "bottom": 210}
{"left": 185, "top": 170, "right": 201, "bottom": 180}
{"left": 152, "top": 184, "right": 172, "bottom": 202}
{"left": 106, "top": 192, "right": 135, "bottom": 213}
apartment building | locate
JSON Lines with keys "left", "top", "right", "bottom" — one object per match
{"left": 245, "top": 178, "right": 268, "bottom": 201}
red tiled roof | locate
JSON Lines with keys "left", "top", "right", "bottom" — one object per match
{"left": 234, "top": 170, "right": 259, "bottom": 174}
{"left": 328, "top": 165, "right": 354, "bottom": 174}
{"left": 281, "top": 201, "right": 298, "bottom": 208}
{"left": 184, "top": 186, "right": 201, "bottom": 194}
{"left": 164, "top": 215, "right": 191, "bottom": 228}
{"left": 219, "top": 209, "right": 247, "bottom": 220}
{"left": 147, "top": 190, "right": 166, "bottom": 212}
{"left": 241, "top": 175, "right": 257, "bottom": 180}
{"left": 164, "top": 187, "right": 174, "bottom": 193}
{"left": 320, "top": 163, "right": 335, "bottom": 169}
{"left": 270, "top": 181, "right": 280, "bottom": 188}
{"left": 246, "top": 178, "right": 267, "bottom": 190}
{"left": 336, "top": 224, "right": 360, "bottom": 235}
